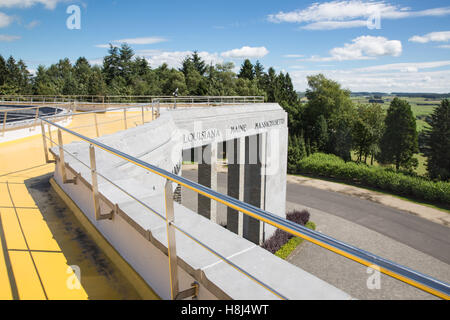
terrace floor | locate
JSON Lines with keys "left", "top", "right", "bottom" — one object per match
{"left": 0, "top": 110, "right": 157, "bottom": 300}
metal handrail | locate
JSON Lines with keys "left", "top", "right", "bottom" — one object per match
{"left": 40, "top": 115, "right": 450, "bottom": 300}
{"left": 1, "top": 95, "right": 265, "bottom": 104}
{"left": 0, "top": 105, "right": 70, "bottom": 136}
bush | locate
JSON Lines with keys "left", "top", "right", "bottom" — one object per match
{"left": 262, "top": 209, "right": 310, "bottom": 254}
{"left": 296, "top": 153, "right": 450, "bottom": 205}
{"left": 274, "top": 220, "right": 317, "bottom": 260}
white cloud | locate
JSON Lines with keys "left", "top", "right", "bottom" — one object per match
{"left": 409, "top": 31, "right": 450, "bottom": 43}
{"left": 0, "top": 34, "right": 20, "bottom": 41}
{"left": 88, "top": 58, "right": 103, "bottom": 66}
{"left": 305, "top": 36, "right": 401, "bottom": 61}
{"left": 438, "top": 45, "right": 450, "bottom": 49}
{"left": 268, "top": 1, "right": 450, "bottom": 30}
{"left": 111, "top": 37, "right": 168, "bottom": 45}
{"left": 221, "top": 46, "right": 269, "bottom": 59}
{"left": 95, "top": 37, "right": 168, "bottom": 48}
{"left": 354, "top": 60, "right": 450, "bottom": 72}
{"left": 302, "top": 20, "right": 367, "bottom": 30}
{"left": 283, "top": 54, "right": 304, "bottom": 58}
{"left": 290, "top": 64, "right": 450, "bottom": 93}
{"left": 0, "top": 0, "right": 64, "bottom": 10}
{"left": 0, "top": 11, "right": 13, "bottom": 28}
{"left": 25, "top": 20, "right": 40, "bottom": 29}
{"left": 136, "top": 50, "right": 223, "bottom": 69}
{"left": 95, "top": 44, "right": 117, "bottom": 49}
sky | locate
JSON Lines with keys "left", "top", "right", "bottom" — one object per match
{"left": 0, "top": 0, "right": 449, "bottom": 93}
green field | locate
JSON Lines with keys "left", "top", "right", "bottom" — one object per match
{"left": 351, "top": 96, "right": 439, "bottom": 132}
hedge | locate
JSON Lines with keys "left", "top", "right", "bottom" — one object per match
{"left": 296, "top": 153, "right": 450, "bottom": 205}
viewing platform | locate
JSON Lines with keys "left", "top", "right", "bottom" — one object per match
{"left": 0, "top": 96, "right": 449, "bottom": 300}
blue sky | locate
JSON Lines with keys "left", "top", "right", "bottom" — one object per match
{"left": 0, "top": 0, "right": 450, "bottom": 92}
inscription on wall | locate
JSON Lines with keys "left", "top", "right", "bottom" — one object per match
{"left": 182, "top": 118, "right": 285, "bottom": 145}
{"left": 183, "top": 128, "right": 221, "bottom": 143}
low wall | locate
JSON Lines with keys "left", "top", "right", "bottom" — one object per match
{"left": 49, "top": 110, "right": 352, "bottom": 300}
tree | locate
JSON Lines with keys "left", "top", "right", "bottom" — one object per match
{"left": 102, "top": 44, "right": 121, "bottom": 85}
{"left": 0, "top": 55, "right": 6, "bottom": 86}
{"left": 311, "top": 115, "right": 328, "bottom": 152}
{"left": 422, "top": 99, "right": 450, "bottom": 180}
{"left": 352, "top": 104, "right": 385, "bottom": 164}
{"left": 87, "top": 66, "right": 107, "bottom": 96}
{"left": 379, "top": 98, "right": 418, "bottom": 170}
{"left": 238, "top": 59, "right": 254, "bottom": 80}
{"left": 74, "top": 57, "right": 92, "bottom": 95}
{"left": 287, "top": 134, "right": 307, "bottom": 173}
{"left": 302, "top": 74, "right": 355, "bottom": 158}
{"left": 33, "top": 65, "right": 58, "bottom": 95}
{"left": 263, "top": 67, "right": 277, "bottom": 102}
{"left": 191, "top": 51, "right": 207, "bottom": 76}
{"left": 253, "top": 60, "right": 264, "bottom": 82}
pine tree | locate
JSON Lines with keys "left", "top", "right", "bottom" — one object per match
{"left": 0, "top": 55, "right": 7, "bottom": 86}
{"left": 379, "top": 98, "right": 418, "bottom": 170}
{"left": 191, "top": 51, "right": 207, "bottom": 76}
{"left": 287, "top": 135, "right": 306, "bottom": 173}
{"left": 238, "top": 59, "right": 254, "bottom": 80}
{"left": 102, "top": 44, "right": 121, "bottom": 85}
{"left": 423, "top": 99, "right": 450, "bottom": 181}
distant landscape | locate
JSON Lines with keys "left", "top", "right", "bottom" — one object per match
{"left": 1, "top": 47, "right": 449, "bottom": 208}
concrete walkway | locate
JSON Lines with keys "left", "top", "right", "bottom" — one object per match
{"left": 286, "top": 201, "right": 450, "bottom": 300}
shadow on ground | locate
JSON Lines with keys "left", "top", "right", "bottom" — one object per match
{"left": 25, "top": 173, "right": 142, "bottom": 300}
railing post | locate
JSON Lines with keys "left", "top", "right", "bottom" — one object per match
{"left": 94, "top": 113, "right": 100, "bottom": 137}
{"left": 123, "top": 108, "right": 128, "bottom": 130}
{"left": 57, "top": 129, "right": 75, "bottom": 184}
{"left": 32, "top": 108, "right": 39, "bottom": 131}
{"left": 89, "top": 144, "right": 100, "bottom": 220}
{"left": 164, "top": 180, "right": 179, "bottom": 299}
{"left": 2, "top": 111, "right": 7, "bottom": 136}
{"left": 40, "top": 121, "right": 51, "bottom": 163}
{"left": 89, "top": 144, "right": 113, "bottom": 221}
{"left": 141, "top": 105, "right": 145, "bottom": 124}
{"left": 47, "top": 123, "right": 54, "bottom": 147}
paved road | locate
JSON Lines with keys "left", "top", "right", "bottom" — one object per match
{"left": 182, "top": 169, "right": 450, "bottom": 299}
{"left": 286, "top": 183, "right": 450, "bottom": 265}
{"left": 182, "top": 170, "right": 450, "bottom": 299}
{"left": 182, "top": 169, "right": 450, "bottom": 264}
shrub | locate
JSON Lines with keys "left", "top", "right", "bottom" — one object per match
{"left": 274, "top": 220, "right": 317, "bottom": 260}
{"left": 262, "top": 209, "right": 310, "bottom": 254}
{"left": 296, "top": 153, "right": 450, "bottom": 205}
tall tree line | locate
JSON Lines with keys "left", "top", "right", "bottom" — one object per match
{"left": 0, "top": 44, "right": 295, "bottom": 101}
{"left": 1, "top": 44, "right": 448, "bottom": 181}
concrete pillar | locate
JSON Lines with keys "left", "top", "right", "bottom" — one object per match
{"left": 243, "top": 134, "right": 265, "bottom": 245}
{"left": 227, "top": 138, "right": 245, "bottom": 236}
{"left": 198, "top": 143, "right": 218, "bottom": 222}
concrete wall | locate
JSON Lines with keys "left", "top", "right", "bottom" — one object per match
{"left": 51, "top": 104, "right": 351, "bottom": 300}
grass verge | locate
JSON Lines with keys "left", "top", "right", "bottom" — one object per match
{"left": 293, "top": 173, "right": 450, "bottom": 214}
